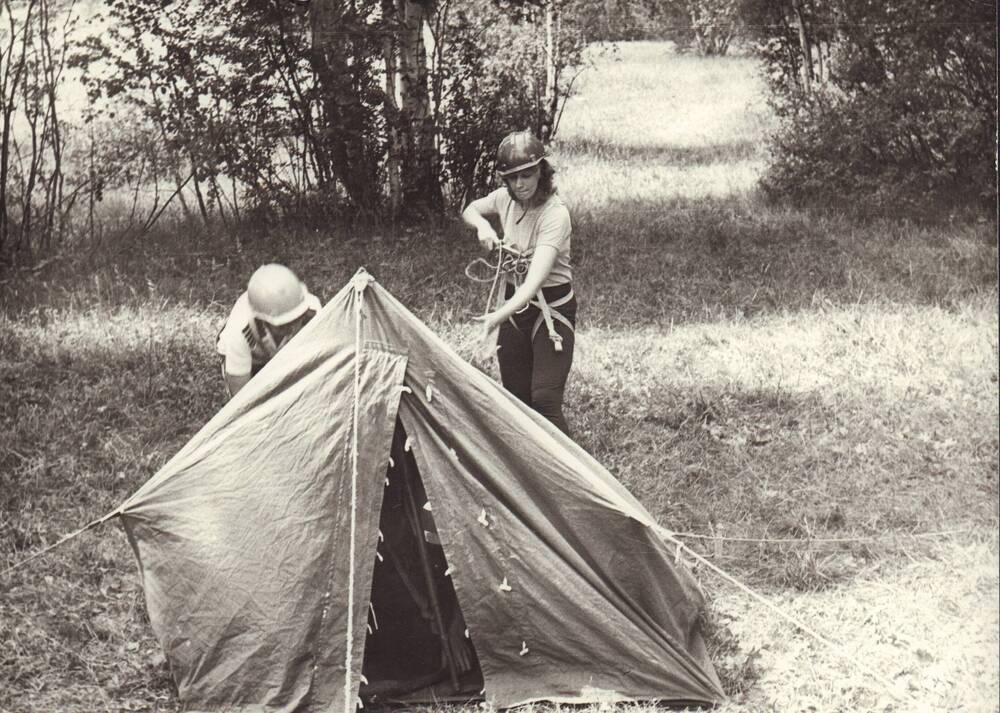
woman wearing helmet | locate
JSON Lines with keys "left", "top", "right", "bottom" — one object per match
{"left": 216, "top": 264, "right": 321, "bottom": 398}
{"left": 461, "top": 131, "right": 577, "bottom": 435}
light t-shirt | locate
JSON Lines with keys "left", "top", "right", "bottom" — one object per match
{"left": 473, "top": 187, "right": 572, "bottom": 288}
{"left": 216, "top": 292, "right": 322, "bottom": 376}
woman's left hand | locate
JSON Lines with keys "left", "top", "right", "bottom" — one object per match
{"left": 473, "top": 313, "right": 503, "bottom": 331}
{"left": 472, "top": 313, "right": 502, "bottom": 361}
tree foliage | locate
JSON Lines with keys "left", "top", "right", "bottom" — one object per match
{"left": 1, "top": 0, "right": 83, "bottom": 262}
{"left": 653, "top": 0, "right": 742, "bottom": 55}
{"left": 435, "top": 0, "right": 587, "bottom": 203}
{"left": 70, "top": 0, "right": 585, "bottom": 226}
{"left": 77, "top": 0, "right": 345, "bottom": 225}
{"left": 742, "top": 0, "right": 997, "bottom": 214}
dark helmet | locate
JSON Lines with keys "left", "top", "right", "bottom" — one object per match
{"left": 496, "top": 131, "right": 547, "bottom": 177}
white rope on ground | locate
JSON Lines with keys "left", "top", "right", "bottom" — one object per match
{"left": 670, "top": 528, "right": 970, "bottom": 545}
{"left": 0, "top": 510, "right": 118, "bottom": 580}
{"left": 344, "top": 273, "right": 367, "bottom": 713}
{"left": 652, "top": 524, "right": 918, "bottom": 705}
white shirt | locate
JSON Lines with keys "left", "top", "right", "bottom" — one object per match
{"left": 217, "top": 292, "right": 321, "bottom": 376}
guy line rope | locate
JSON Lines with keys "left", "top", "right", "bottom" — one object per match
{"left": 654, "top": 524, "right": 919, "bottom": 705}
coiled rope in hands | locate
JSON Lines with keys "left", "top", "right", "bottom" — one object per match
{"left": 464, "top": 242, "right": 530, "bottom": 316}
{"left": 464, "top": 243, "right": 571, "bottom": 352}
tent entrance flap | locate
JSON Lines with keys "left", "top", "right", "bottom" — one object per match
{"left": 360, "top": 419, "right": 484, "bottom": 704}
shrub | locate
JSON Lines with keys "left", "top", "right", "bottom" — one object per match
{"left": 745, "top": 0, "right": 997, "bottom": 217}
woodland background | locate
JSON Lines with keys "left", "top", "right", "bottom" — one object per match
{"left": 0, "top": 0, "right": 995, "bottom": 261}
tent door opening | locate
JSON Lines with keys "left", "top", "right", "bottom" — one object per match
{"left": 360, "top": 419, "right": 483, "bottom": 704}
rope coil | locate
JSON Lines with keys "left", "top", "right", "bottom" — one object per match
{"left": 465, "top": 243, "right": 530, "bottom": 317}
{"left": 464, "top": 242, "right": 571, "bottom": 351}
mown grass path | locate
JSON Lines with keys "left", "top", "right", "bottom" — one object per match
{"left": 1, "top": 42, "right": 997, "bottom": 713}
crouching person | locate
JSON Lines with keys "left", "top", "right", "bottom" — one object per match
{"left": 217, "top": 263, "right": 321, "bottom": 398}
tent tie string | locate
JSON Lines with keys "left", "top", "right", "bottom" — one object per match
{"left": 672, "top": 528, "right": 970, "bottom": 545}
{"left": 5, "top": 519, "right": 959, "bottom": 581}
{"left": 0, "top": 509, "right": 119, "bottom": 580}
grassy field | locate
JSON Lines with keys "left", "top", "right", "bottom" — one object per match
{"left": 1, "top": 41, "right": 998, "bottom": 713}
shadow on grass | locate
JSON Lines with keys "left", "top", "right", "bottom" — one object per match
{"left": 3, "top": 192, "right": 995, "bottom": 334}
{"left": 0, "top": 221, "right": 482, "bottom": 320}
{"left": 570, "top": 194, "right": 997, "bottom": 328}
{"left": 568, "top": 377, "right": 997, "bottom": 590}
{"left": 302, "top": 193, "right": 990, "bottom": 335}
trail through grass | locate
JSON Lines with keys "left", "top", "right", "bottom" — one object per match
{"left": 1, "top": 41, "right": 997, "bottom": 713}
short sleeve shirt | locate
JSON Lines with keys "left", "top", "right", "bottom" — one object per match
{"left": 216, "top": 292, "right": 322, "bottom": 375}
{"left": 477, "top": 188, "right": 572, "bottom": 287}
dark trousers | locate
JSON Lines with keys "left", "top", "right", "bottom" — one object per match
{"left": 497, "top": 282, "right": 577, "bottom": 436}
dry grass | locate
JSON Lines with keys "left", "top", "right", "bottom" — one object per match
{"left": 556, "top": 43, "right": 770, "bottom": 205}
{"left": 1, "top": 41, "right": 998, "bottom": 713}
{"left": 713, "top": 537, "right": 999, "bottom": 713}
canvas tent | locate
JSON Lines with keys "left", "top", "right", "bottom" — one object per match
{"left": 116, "top": 270, "right": 725, "bottom": 712}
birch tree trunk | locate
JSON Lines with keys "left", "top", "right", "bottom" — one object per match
{"left": 381, "top": 0, "right": 402, "bottom": 217}
{"left": 792, "top": 0, "right": 813, "bottom": 94}
{"left": 542, "top": 0, "right": 559, "bottom": 141}
{"left": 395, "top": 0, "right": 442, "bottom": 215}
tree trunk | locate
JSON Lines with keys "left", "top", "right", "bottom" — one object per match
{"left": 816, "top": 39, "right": 826, "bottom": 84}
{"left": 189, "top": 157, "right": 211, "bottom": 226}
{"left": 1, "top": 0, "right": 38, "bottom": 255}
{"left": 272, "top": 10, "right": 329, "bottom": 190}
{"left": 309, "top": 0, "right": 382, "bottom": 214}
{"left": 792, "top": 0, "right": 813, "bottom": 94}
{"left": 395, "top": 0, "right": 442, "bottom": 216}
{"left": 39, "top": 0, "right": 61, "bottom": 251}
{"left": 542, "top": 0, "right": 559, "bottom": 141}
{"left": 381, "top": 0, "right": 402, "bottom": 217}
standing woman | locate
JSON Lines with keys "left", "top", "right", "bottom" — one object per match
{"left": 462, "top": 131, "right": 577, "bottom": 436}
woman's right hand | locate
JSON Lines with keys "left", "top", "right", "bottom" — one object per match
{"left": 477, "top": 225, "right": 500, "bottom": 251}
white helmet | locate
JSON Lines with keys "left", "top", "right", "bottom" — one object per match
{"left": 247, "top": 264, "right": 311, "bottom": 326}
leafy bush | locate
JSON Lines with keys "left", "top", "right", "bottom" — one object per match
{"left": 745, "top": 0, "right": 996, "bottom": 216}
{"left": 74, "top": 0, "right": 586, "bottom": 223}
